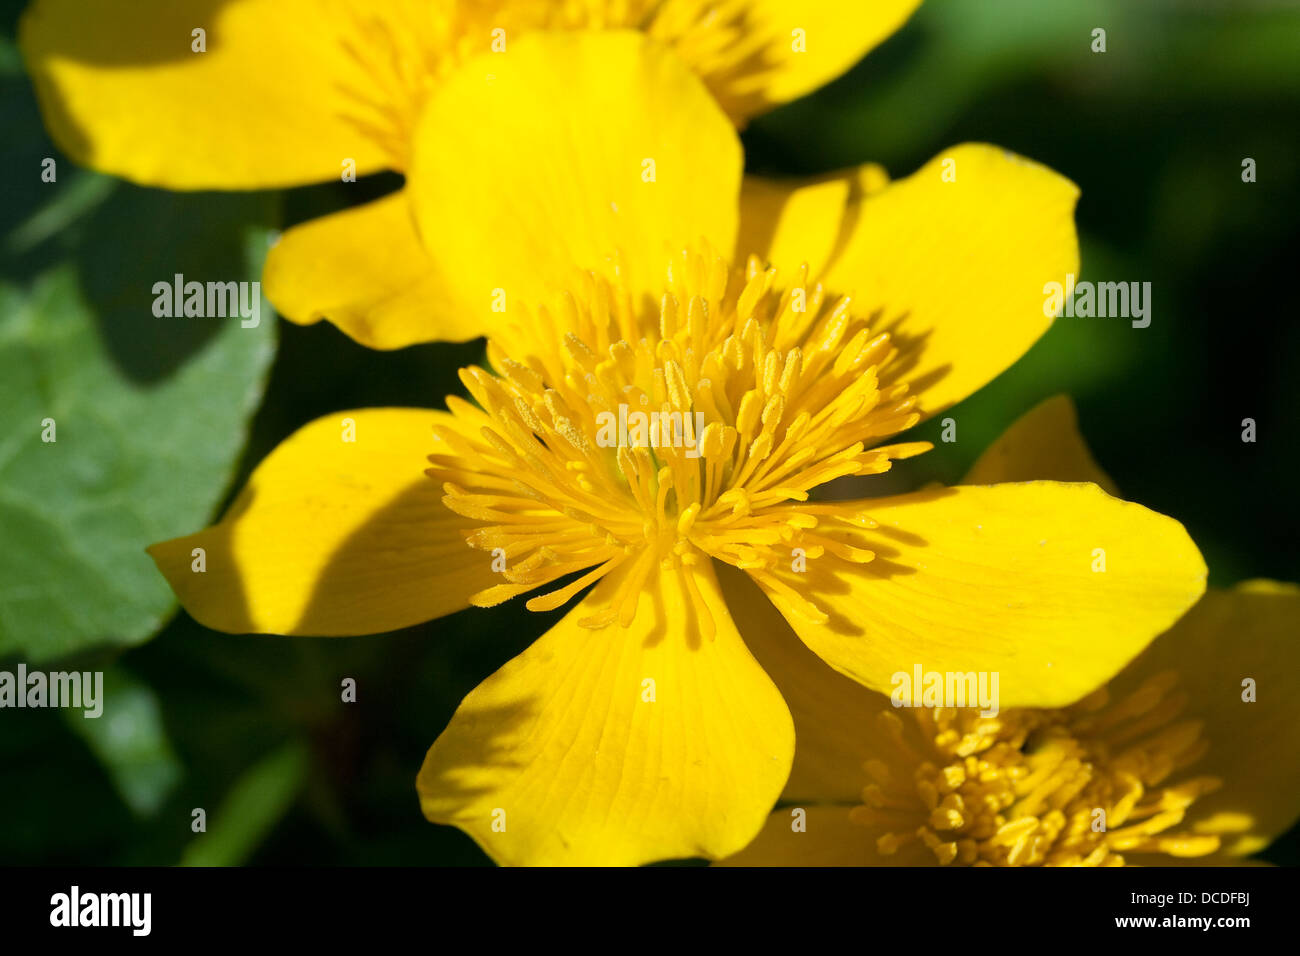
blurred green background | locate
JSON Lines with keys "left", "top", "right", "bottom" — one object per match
{"left": 1, "top": 0, "right": 1297, "bottom": 865}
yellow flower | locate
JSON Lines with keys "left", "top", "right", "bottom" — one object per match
{"left": 146, "top": 35, "right": 1208, "bottom": 865}
{"left": 720, "top": 397, "right": 1300, "bottom": 866}
{"left": 20, "top": 0, "right": 920, "bottom": 348}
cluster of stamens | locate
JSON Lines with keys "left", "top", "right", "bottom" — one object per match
{"left": 339, "top": 1, "right": 483, "bottom": 166}
{"left": 425, "top": 248, "right": 928, "bottom": 631}
{"left": 853, "top": 672, "right": 1223, "bottom": 866}
{"left": 339, "top": 0, "right": 787, "bottom": 161}
{"left": 503, "top": 0, "right": 785, "bottom": 118}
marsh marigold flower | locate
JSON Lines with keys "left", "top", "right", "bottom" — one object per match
{"left": 720, "top": 397, "right": 1300, "bottom": 866}
{"left": 20, "top": 0, "right": 921, "bottom": 348}
{"left": 147, "top": 35, "right": 1208, "bottom": 865}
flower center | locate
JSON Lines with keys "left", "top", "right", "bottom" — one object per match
{"left": 488, "top": 0, "right": 783, "bottom": 117}
{"left": 427, "top": 248, "right": 929, "bottom": 629}
{"left": 853, "top": 672, "right": 1223, "bottom": 866}
{"left": 339, "top": 0, "right": 787, "bottom": 163}
{"left": 339, "top": 1, "right": 491, "bottom": 166}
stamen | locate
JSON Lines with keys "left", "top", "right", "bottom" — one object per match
{"left": 428, "top": 246, "right": 929, "bottom": 626}
{"left": 334, "top": 0, "right": 807, "bottom": 167}
{"left": 856, "top": 673, "right": 1222, "bottom": 866}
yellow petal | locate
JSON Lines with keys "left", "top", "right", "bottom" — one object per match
{"left": 719, "top": 563, "right": 901, "bottom": 804}
{"left": 820, "top": 144, "right": 1080, "bottom": 418}
{"left": 755, "top": 483, "right": 1207, "bottom": 708}
{"left": 417, "top": 560, "right": 793, "bottom": 866}
{"left": 963, "top": 394, "right": 1119, "bottom": 494}
{"left": 717, "top": 805, "right": 929, "bottom": 866}
{"left": 737, "top": 163, "right": 890, "bottom": 279}
{"left": 1107, "top": 581, "right": 1300, "bottom": 857}
{"left": 148, "top": 409, "right": 492, "bottom": 635}
{"left": 408, "top": 30, "right": 740, "bottom": 333}
{"left": 703, "top": 0, "right": 922, "bottom": 121}
{"left": 20, "top": 0, "right": 393, "bottom": 189}
{"left": 263, "top": 192, "right": 483, "bottom": 349}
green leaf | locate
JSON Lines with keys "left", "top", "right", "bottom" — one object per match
{"left": 180, "top": 742, "right": 309, "bottom": 867}
{"left": 0, "top": 29, "right": 279, "bottom": 661}
{"left": 0, "top": 190, "right": 277, "bottom": 661}
{"left": 62, "top": 664, "right": 182, "bottom": 816}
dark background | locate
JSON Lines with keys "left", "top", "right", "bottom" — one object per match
{"left": 1, "top": 0, "right": 1297, "bottom": 865}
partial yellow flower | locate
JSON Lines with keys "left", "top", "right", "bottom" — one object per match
{"left": 146, "top": 35, "right": 1208, "bottom": 865}
{"left": 20, "top": 0, "right": 920, "bottom": 347}
{"left": 721, "top": 396, "right": 1300, "bottom": 866}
